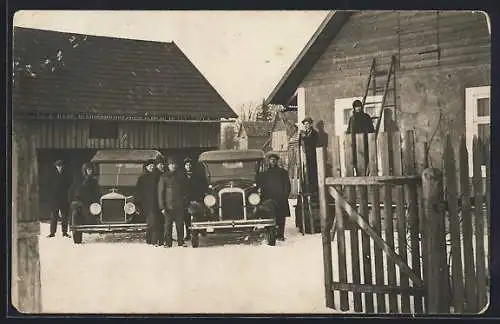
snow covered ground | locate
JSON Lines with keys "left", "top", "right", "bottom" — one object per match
{"left": 38, "top": 214, "right": 341, "bottom": 314}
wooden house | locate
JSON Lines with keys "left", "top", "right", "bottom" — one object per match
{"left": 12, "top": 27, "right": 237, "bottom": 220}
{"left": 237, "top": 121, "right": 273, "bottom": 150}
{"left": 266, "top": 11, "right": 490, "bottom": 176}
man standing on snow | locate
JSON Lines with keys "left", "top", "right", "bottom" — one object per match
{"left": 47, "top": 159, "right": 73, "bottom": 238}
{"left": 153, "top": 155, "right": 166, "bottom": 245}
{"left": 68, "top": 162, "right": 100, "bottom": 227}
{"left": 258, "top": 152, "right": 291, "bottom": 241}
{"left": 158, "top": 157, "right": 188, "bottom": 247}
{"left": 182, "top": 157, "right": 207, "bottom": 241}
{"left": 136, "top": 159, "right": 160, "bottom": 246}
{"left": 346, "top": 99, "right": 375, "bottom": 175}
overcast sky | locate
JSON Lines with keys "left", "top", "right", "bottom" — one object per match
{"left": 14, "top": 10, "right": 330, "bottom": 114}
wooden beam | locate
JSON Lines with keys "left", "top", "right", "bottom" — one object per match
{"left": 331, "top": 282, "right": 426, "bottom": 296}
{"left": 325, "top": 175, "right": 421, "bottom": 186}
{"left": 328, "top": 186, "right": 424, "bottom": 288}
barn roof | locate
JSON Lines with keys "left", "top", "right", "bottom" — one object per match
{"left": 265, "top": 11, "right": 352, "bottom": 105}
{"left": 12, "top": 27, "right": 237, "bottom": 119}
{"left": 238, "top": 121, "right": 273, "bottom": 138}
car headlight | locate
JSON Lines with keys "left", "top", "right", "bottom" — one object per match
{"left": 124, "top": 202, "right": 136, "bottom": 215}
{"left": 89, "top": 203, "right": 101, "bottom": 215}
{"left": 204, "top": 194, "right": 216, "bottom": 207}
{"left": 248, "top": 193, "right": 261, "bottom": 205}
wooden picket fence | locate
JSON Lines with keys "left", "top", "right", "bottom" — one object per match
{"left": 440, "top": 135, "right": 490, "bottom": 313}
{"left": 316, "top": 131, "right": 490, "bottom": 314}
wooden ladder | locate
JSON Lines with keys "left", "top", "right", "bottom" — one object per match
{"left": 361, "top": 54, "right": 397, "bottom": 139}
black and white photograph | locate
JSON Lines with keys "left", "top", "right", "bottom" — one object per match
{"left": 11, "top": 10, "right": 491, "bottom": 315}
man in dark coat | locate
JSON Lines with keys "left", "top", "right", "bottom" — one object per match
{"left": 68, "top": 162, "right": 100, "bottom": 226}
{"left": 47, "top": 159, "right": 73, "bottom": 238}
{"left": 158, "top": 157, "right": 188, "bottom": 247}
{"left": 136, "top": 159, "right": 160, "bottom": 246}
{"left": 153, "top": 156, "right": 166, "bottom": 245}
{"left": 300, "top": 117, "right": 320, "bottom": 193}
{"left": 346, "top": 99, "right": 375, "bottom": 175}
{"left": 182, "top": 157, "right": 207, "bottom": 241}
{"left": 258, "top": 153, "right": 291, "bottom": 241}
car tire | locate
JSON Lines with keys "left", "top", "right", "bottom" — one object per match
{"left": 73, "top": 231, "right": 83, "bottom": 244}
{"left": 191, "top": 231, "right": 200, "bottom": 248}
{"left": 266, "top": 227, "right": 276, "bottom": 246}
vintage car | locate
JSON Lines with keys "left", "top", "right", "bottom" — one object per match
{"left": 70, "top": 149, "right": 164, "bottom": 244}
{"left": 188, "top": 149, "right": 278, "bottom": 247}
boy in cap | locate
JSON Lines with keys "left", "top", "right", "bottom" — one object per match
{"left": 157, "top": 157, "right": 188, "bottom": 247}
{"left": 48, "top": 159, "right": 73, "bottom": 238}
{"left": 136, "top": 159, "right": 160, "bottom": 245}
{"left": 258, "top": 152, "right": 291, "bottom": 241}
{"left": 346, "top": 100, "right": 375, "bottom": 175}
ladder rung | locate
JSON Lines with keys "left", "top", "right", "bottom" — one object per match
{"left": 364, "top": 101, "right": 382, "bottom": 105}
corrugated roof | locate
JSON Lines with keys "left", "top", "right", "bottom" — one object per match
{"left": 12, "top": 27, "right": 237, "bottom": 119}
{"left": 238, "top": 121, "right": 273, "bottom": 138}
{"left": 266, "top": 11, "right": 352, "bottom": 105}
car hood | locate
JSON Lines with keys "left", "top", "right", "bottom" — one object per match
{"left": 209, "top": 179, "right": 256, "bottom": 192}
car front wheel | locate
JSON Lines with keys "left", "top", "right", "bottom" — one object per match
{"left": 266, "top": 227, "right": 276, "bottom": 246}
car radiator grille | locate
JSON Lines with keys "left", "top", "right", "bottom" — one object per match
{"left": 220, "top": 192, "right": 244, "bottom": 220}
{"left": 101, "top": 199, "right": 126, "bottom": 223}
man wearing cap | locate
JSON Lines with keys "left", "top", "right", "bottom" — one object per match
{"left": 47, "top": 159, "right": 73, "bottom": 238}
{"left": 182, "top": 157, "right": 207, "bottom": 241}
{"left": 346, "top": 100, "right": 375, "bottom": 175}
{"left": 300, "top": 117, "right": 320, "bottom": 193}
{"left": 136, "top": 159, "right": 160, "bottom": 245}
{"left": 158, "top": 157, "right": 188, "bottom": 247}
{"left": 258, "top": 153, "right": 291, "bottom": 241}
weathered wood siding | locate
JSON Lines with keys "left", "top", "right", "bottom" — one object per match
{"left": 28, "top": 120, "right": 221, "bottom": 149}
{"left": 301, "top": 11, "right": 490, "bottom": 171}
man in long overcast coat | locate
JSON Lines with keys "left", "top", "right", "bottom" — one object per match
{"left": 258, "top": 152, "right": 291, "bottom": 241}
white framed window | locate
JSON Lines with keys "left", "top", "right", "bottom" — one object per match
{"left": 465, "top": 86, "right": 490, "bottom": 177}
{"left": 334, "top": 95, "right": 383, "bottom": 176}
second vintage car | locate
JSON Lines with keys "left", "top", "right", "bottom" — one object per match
{"left": 70, "top": 149, "right": 164, "bottom": 244}
{"left": 188, "top": 149, "right": 278, "bottom": 247}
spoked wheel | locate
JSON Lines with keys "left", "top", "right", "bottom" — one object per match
{"left": 266, "top": 227, "right": 277, "bottom": 246}
{"left": 191, "top": 231, "right": 200, "bottom": 248}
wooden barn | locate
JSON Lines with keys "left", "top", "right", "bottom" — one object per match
{"left": 12, "top": 27, "right": 237, "bottom": 221}
{"left": 236, "top": 121, "right": 273, "bottom": 150}
{"left": 266, "top": 11, "right": 490, "bottom": 175}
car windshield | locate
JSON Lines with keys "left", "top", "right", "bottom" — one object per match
{"left": 203, "top": 160, "right": 260, "bottom": 182}
{"left": 98, "top": 163, "right": 143, "bottom": 187}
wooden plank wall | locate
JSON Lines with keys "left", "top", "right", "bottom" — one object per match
{"left": 30, "top": 120, "right": 220, "bottom": 149}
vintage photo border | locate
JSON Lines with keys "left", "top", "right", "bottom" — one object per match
{"left": 4, "top": 0, "right": 500, "bottom": 320}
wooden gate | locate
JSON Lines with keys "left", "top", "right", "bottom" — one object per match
{"left": 316, "top": 131, "right": 425, "bottom": 313}
{"left": 316, "top": 131, "right": 490, "bottom": 314}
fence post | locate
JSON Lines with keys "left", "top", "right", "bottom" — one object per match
{"left": 422, "top": 168, "right": 449, "bottom": 313}
{"left": 316, "top": 146, "right": 334, "bottom": 309}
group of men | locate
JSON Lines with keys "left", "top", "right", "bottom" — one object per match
{"left": 135, "top": 156, "right": 207, "bottom": 248}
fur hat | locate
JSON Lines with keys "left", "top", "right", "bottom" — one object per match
{"left": 144, "top": 159, "right": 156, "bottom": 168}
{"left": 301, "top": 117, "right": 313, "bottom": 124}
{"left": 54, "top": 159, "right": 64, "bottom": 167}
{"left": 183, "top": 157, "right": 193, "bottom": 164}
{"left": 266, "top": 152, "right": 280, "bottom": 160}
